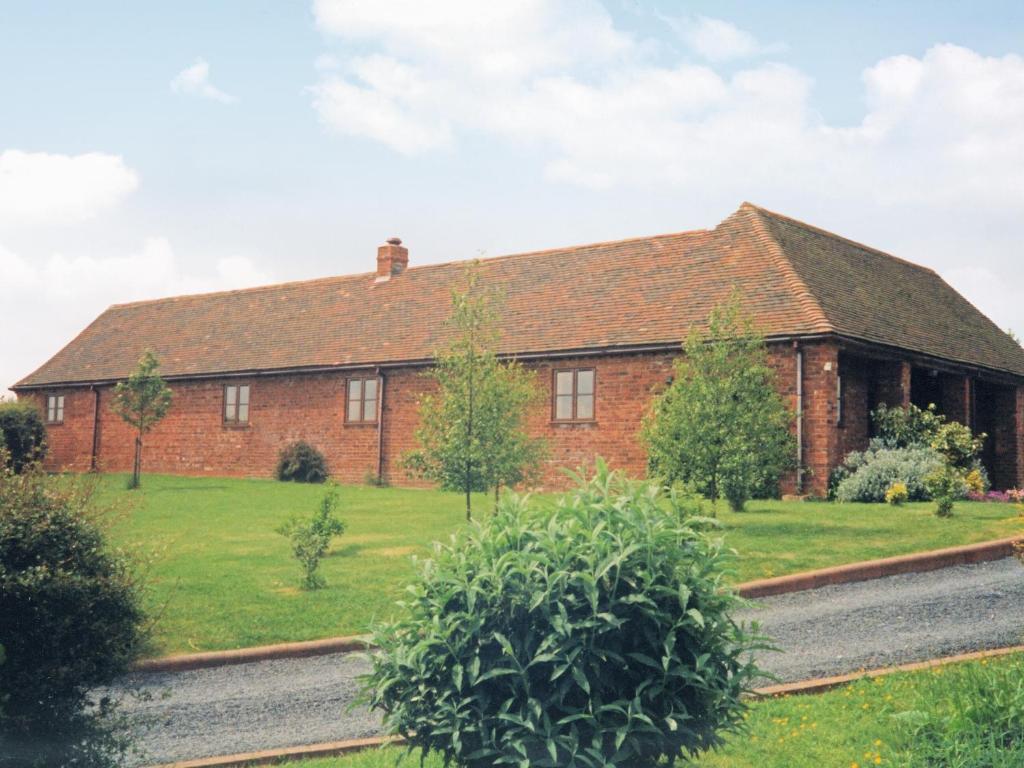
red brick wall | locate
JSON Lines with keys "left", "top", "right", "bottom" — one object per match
{"left": 990, "top": 385, "right": 1024, "bottom": 490}
{"left": 837, "top": 356, "right": 872, "bottom": 461}
{"left": 800, "top": 344, "right": 841, "bottom": 496}
{"left": 20, "top": 388, "right": 97, "bottom": 472}
{"left": 18, "top": 340, "right": 890, "bottom": 498}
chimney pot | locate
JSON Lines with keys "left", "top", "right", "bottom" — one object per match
{"left": 376, "top": 236, "right": 409, "bottom": 281}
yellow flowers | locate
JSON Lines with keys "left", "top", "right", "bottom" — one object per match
{"left": 884, "top": 481, "right": 909, "bottom": 506}
{"left": 965, "top": 468, "right": 985, "bottom": 493}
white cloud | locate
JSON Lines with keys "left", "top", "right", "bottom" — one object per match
{"left": 308, "top": 4, "right": 1024, "bottom": 212}
{"left": 310, "top": 56, "right": 454, "bottom": 153}
{"left": 171, "top": 58, "right": 237, "bottom": 103}
{"left": 306, "top": 4, "right": 1024, "bottom": 338}
{"left": 314, "top": 53, "right": 341, "bottom": 72}
{"left": 312, "top": 0, "right": 630, "bottom": 79}
{"left": 1, "top": 238, "right": 273, "bottom": 391}
{"left": 0, "top": 150, "right": 138, "bottom": 229}
{"left": 943, "top": 266, "right": 1024, "bottom": 339}
{"left": 664, "top": 14, "right": 786, "bottom": 62}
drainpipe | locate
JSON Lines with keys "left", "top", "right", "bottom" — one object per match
{"left": 795, "top": 343, "right": 804, "bottom": 494}
{"left": 376, "top": 370, "right": 386, "bottom": 485}
{"left": 90, "top": 385, "right": 100, "bottom": 472}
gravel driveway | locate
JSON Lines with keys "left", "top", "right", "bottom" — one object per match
{"left": 111, "top": 557, "right": 1024, "bottom": 766}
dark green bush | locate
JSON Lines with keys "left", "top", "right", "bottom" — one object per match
{"left": 275, "top": 441, "right": 329, "bottom": 483}
{"left": 874, "top": 403, "right": 945, "bottom": 449}
{"left": 0, "top": 452, "right": 144, "bottom": 767}
{"left": 0, "top": 401, "right": 47, "bottom": 473}
{"left": 362, "top": 461, "right": 763, "bottom": 768}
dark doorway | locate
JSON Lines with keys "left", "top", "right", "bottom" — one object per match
{"left": 975, "top": 380, "right": 1020, "bottom": 490}
{"left": 910, "top": 367, "right": 943, "bottom": 411}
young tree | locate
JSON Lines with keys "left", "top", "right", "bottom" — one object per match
{"left": 404, "top": 264, "right": 545, "bottom": 520}
{"left": 642, "top": 293, "right": 794, "bottom": 512}
{"left": 111, "top": 350, "right": 172, "bottom": 489}
{"left": 276, "top": 484, "right": 346, "bottom": 589}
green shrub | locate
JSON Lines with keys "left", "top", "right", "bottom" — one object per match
{"left": 362, "top": 461, "right": 764, "bottom": 768}
{"left": 276, "top": 441, "right": 329, "bottom": 483}
{"left": 924, "top": 465, "right": 967, "bottom": 518}
{"left": 930, "top": 421, "right": 985, "bottom": 472}
{"left": 276, "top": 484, "right": 346, "bottom": 589}
{"left": 0, "top": 401, "right": 46, "bottom": 473}
{"left": 834, "top": 442, "right": 943, "bottom": 503}
{"left": 885, "top": 481, "right": 909, "bottom": 506}
{"left": 873, "top": 403, "right": 945, "bottom": 449}
{"left": 873, "top": 402, "right": 985, "bottom": 472}
{"left": 0, "top": 452, "right": 144, "bottom": 767}
{"left": 893, "top": 657, "right": 1024, "bottom": 766}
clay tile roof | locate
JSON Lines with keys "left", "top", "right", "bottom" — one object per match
{"left": 744, "top": 203, "right": 1024, "bottom": 378}
{"left": 15, "top": 204, "right": 1024, "bottom": 388}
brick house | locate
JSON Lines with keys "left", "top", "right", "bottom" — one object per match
{"left": 13, "top": 203, "right": 1024, "bottom": 495}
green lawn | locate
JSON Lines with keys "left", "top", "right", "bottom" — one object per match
{"left": 103, "top": 473, "right": 1022, "bottom": 656}
{"left": 274, "top": 653, "right": 1024, "bottom": 768}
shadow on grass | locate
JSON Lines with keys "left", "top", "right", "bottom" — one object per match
{"left": 150, "top": 485, "right": 232, "bottom": 493}
{"left": 727, "top": 520, "right": 897, "bottom": 539}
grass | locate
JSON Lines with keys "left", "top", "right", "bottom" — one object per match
{"left": 102, "top": 473, "right": 1023, "bottom": 655}
{"left": 270, "top": 653, "right": 1024, "bottom": 768}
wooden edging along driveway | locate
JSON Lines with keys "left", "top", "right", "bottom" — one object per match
{"left": 134, "top": 535, "right": 1022, "bottom": 674}
{"left": 734, "top": 534, "right": 1022, "bottom": 598}
{"left": 148, "top": 643, "right": 1024, "bottom": 768}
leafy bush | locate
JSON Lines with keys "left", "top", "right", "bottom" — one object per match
{"left": 362, "top": 461, "right": 764, "bottom": 768}
{"left": 0, "top": 401, "right": 47, "bottom": 473}
{"left": 873, "top": 403, "right": 945, "bottom": 449}
{"left": 834, "top": 442, "right": 943, "bottom": 503}
{"left": 0, "top": 451, "right": 144, "bottom": 767}
{"left": 276, "top": 440, "right": 329, "bottom": 483}
{"left": 276, "top": 484, "right": 345, "bottom": 589}
{"left": 893, "top": 656, "right": 1024, "bottom": 766}
{"left": 873, "top": 402, "right": 985, "bottom": 472}
{"left": 964, "top": 468, "right": 987, "bottom": 495}
{"left": 925, "top": 466, "right": 967, "bottom": 518}
{"left": 885, "top": 481, "right": 909, "bottom": 506}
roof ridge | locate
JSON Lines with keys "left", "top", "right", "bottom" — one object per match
{"left": 735, "top": 205, "right": 834, "bottom": 334}
{"left": 109, "top": 228, "right": 712, "bottom": 311}
{"left": 740, "top": 202, "right": 940, "bottom": 276}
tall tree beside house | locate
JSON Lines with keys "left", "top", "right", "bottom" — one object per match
{"left": 642, "top": 293, "right": 795, "bottom": 512}
{"left": 404, "top": 264, "right": 545, "bottom": 521}
{"left": 111, "top": 350, "right": 172, "bottom": 490}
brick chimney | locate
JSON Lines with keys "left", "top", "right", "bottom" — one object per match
{"left": 376, "top": 237, "right": 408, "bottom": 281}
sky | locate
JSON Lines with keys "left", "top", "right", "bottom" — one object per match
{"left": 2, "top": 1, "right": 1023, "bottom": 394}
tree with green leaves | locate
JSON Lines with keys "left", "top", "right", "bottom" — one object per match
{"left": 404, "top": 264, "right": 545, "bottom": 520}
{"left": 276, "top": 484, "right": 346, "bottom": 589}
{"left": 111, "top": 350, "right": 172, "bottom": 489}
{"left": 642, "top": 292, "right": 794, "bottom": 512}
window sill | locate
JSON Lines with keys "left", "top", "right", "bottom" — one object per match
{"left": 46, "top": 421, "right": 64, "bottom": 427}
{"left": 344, "top": 421, "right": 379, "bottom": 427}
{"left": 222, "top": 423, "right": 251, "bottom": 430}
{"left": 551, "top": 420, "right": 598, "bottom": 427}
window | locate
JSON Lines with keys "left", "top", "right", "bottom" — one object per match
{"left": 553, "top": 368, "right": 595, "bottom": 422}
{"left": 346, "top": 377, "right": 379, "bottom": 424}
{"left": 224, "top": 384, "right": 250, "bottom": 425}
{"left": 46, "top": 394, "right": 65, "bottom": 424}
